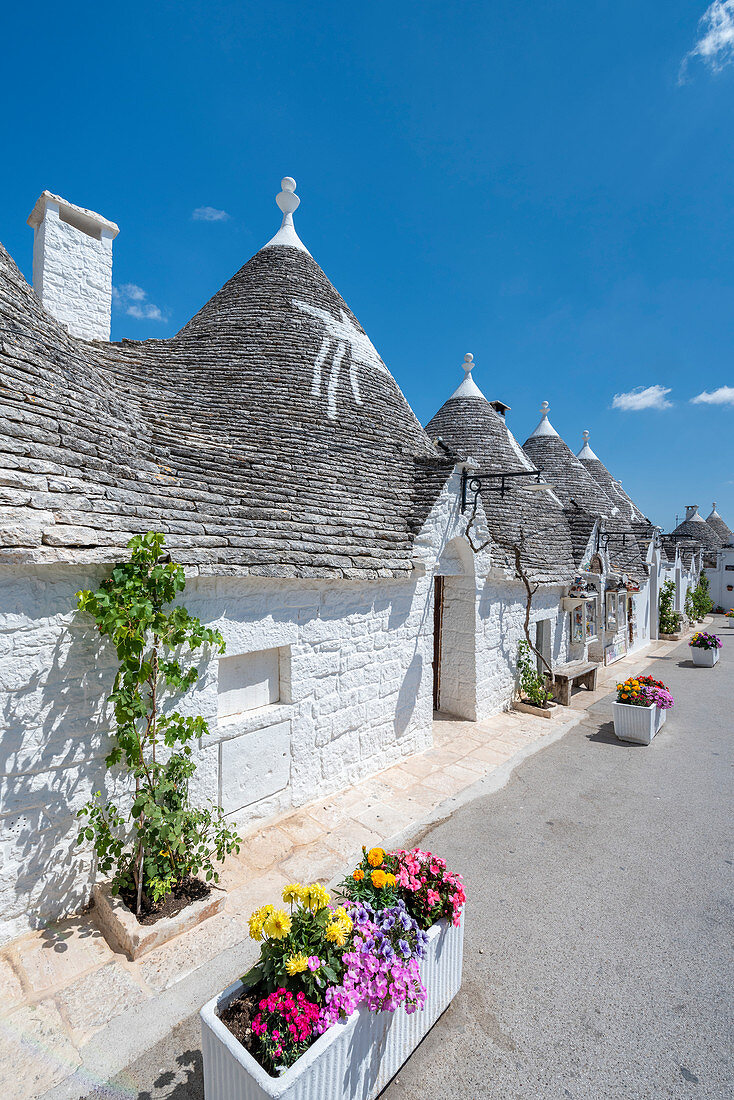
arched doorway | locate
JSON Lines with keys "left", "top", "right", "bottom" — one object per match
{"left": 432, "top": 538, "right": 477, "bottom": 720}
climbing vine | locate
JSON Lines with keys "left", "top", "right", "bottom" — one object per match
{"left": 76, "top": 532, "right": 240, "bottom": 915}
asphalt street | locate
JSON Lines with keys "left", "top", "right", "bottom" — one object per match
{"left": 81, "top": 624, "right": 734, "bottom": 1100}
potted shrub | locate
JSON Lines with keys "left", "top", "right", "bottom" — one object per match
{"left": 201, "top": 846, "right": 465, "bottom": 1100}
{"left": 658, "top": 580, "right": 683, "bottom": 639}
{"left": 691, "top": 575, "right": 713, "bottom": 621}
{"left": 612, "top": 675, "right": 674, "bottom": 745}
{"left": 725, "top": 609, "right": 734, "bottom": 629}
{"left": 513, "top": 639, "right": 555, "bottom": 718}
{"left": 76, "top": 533, "right": 241, "bottom": 958}
{"left": 689, "top": 631, "right": 722, "bottom": 667}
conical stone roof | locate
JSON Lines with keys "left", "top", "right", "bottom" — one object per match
{"left": 0, "top": 179, "right": 451, "bottom": 574}
{"left": 705, "top": 504, "right": 733, "bottom": 546}
{"left": 522, "top": 404, "right": 646, "bottom": 578}
{"left": 522, "top": 405, "right": 618, "bottom": 518}
{"left": 426, "top": 361, "right": 575, "bottom": 582}
{"left": 669, "top": 507, "right": 722, "bottom": 553}
{"left": 576, "top": 430, "right": 648, "bottom": 524}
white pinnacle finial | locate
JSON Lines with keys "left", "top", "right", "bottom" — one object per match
{"left": 528, "top": 399, "right": 558, "bottom": 439}
{"left": 263, "top": 175, "right": 310, "bottom": 255}
{"left": 577, "top": 428, "right": 598, "bottom": 459}
{"left": 448, "top": 351, "right": 485, "bottom": 400}
{"left": 276, "top": 177, "right": 300, "bottom": 225}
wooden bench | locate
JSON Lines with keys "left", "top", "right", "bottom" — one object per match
{"left": 545, "top": 660, "right": 599, "bottom": 706}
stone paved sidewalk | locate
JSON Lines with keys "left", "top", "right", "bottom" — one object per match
{"left": 0, "top": 634, "right": 691, "bottom": 1100}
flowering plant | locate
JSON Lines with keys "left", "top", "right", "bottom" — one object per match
{"left": 726, "top": 609, "right": 734, "bottom": 619}
{"left": 348, "top": 899, "right": 429, "bottom": 963}
{"left": 251, "top": 988, "right": 322, "bottom": 1074}
{"left": 226, "top": 843, "right": 465, "bottom": 1077}
{"left": 616, "top": 675, "right": 674, "bottom": 710}
{"left": 317, "top": 906, "right": 427, "bottom": 1030}
{"left": 243, "top": 882, "right": 352, "bottom": 1000}
{"left": 393, "top": 848, "right": 466, "bottom": 930}
{"left": 338, "top": 846, "right": 400, "bottom": 909}
{"left": 690, "top": 631, "right": 722, "bottom": 650}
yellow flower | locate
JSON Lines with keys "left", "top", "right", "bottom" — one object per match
{"left": 333, "top": 906, "right": 353, "bottom": 933}
{"left": 301, "top": 883, "right": 330, "bottom": 911}
{"left": 285, "top": 952, "right": 309, "bottom": 976}
{"left": 367, "top": 847, "right": 385, "bottom": 867}
{"left": 385, "top": 872, "right": 396, "bottom": 888}
{"left": 263, "top": 908, "right": 292, "bottom": 939}
{"left": 325, "top": 922, "right": 348, "bottom": 947}
{"left": 282, "top": 883, "right": 303, "bottom": 905}
{"left": 352, "top": 868, "right": 365, "bottom": 882}
{"left": 248, "top": 907, "right": 266, "bottom": 941}
{"left": 371, "top": 869, "right": 388, "bottom": 889}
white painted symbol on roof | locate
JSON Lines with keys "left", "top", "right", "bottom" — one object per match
{"left": 294, "top": 300, "right": 388, "bottom": 419}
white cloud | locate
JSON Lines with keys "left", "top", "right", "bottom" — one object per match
{"left": 691, "top": 385, "right": 734, "bottom": 405}
{"left": 192, "top": 206, "right": 230, "bottom": 222}
{"left": 112, "top": 283, "right": 167, "bottom": 322}
{"left": 680, "top": 1, "right": 734, "bottom": 80}
{"left": 612, "top": 385, "right": 673, "bottom": 411}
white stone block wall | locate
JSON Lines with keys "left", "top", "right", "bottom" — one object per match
{"left": 29, "top": 197, "right": 116, "bottom": 342}
{"left": 475, "top": 575, "right": 569, "bottom": 717}
{"left": 0, "top": 566, "right": 437, "bottom": 943}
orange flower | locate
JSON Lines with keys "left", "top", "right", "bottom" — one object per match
{"left": 352, "top": 868, "right": 365, "bottom": 882}
{"left": 367, "top": 847, "right": 385, "bottom": 867}
{"left": 371, "top": 869, "right": 388, "bottom": 888}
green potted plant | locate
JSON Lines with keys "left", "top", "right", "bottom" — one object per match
{"left": 76, "top": 532, "right": 241, "bottom": 957}
{"left": 513, "top": 640, "right": 555, "bottom": 718}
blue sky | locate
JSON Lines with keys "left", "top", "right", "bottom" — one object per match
{"left": 2, "top": 1, "right": 733, "bottom": 531}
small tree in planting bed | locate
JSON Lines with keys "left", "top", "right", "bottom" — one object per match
{"left": 658, "top": 580, "right": 682, "bottom": 635}
{"left": 76, "top": 532, "right": 240, "bottom": 916}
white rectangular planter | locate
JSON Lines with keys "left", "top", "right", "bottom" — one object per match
{"left": 612, "top": 701, "right": 664, "bottom": 745}
{"left": 201, "top": 911, "right": 464, "bottom": 1100}
{"left": 690, "top": 647, "right": 719, "bottom": 667}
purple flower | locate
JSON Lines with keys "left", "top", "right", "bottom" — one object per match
{"left": 307, "top": 956, "right": 321, "bottom": 971}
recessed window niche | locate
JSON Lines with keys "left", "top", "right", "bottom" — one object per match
{"left": 217, "top": 647, "right": 284, "bottom": 721}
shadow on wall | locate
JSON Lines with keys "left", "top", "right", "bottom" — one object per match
{"left": 394, "top": 651, "right": 423, "bottom": 737}
{"left": 0, "top": 600, "right": 115, "bottom": 937}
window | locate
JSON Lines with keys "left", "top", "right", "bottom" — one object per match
{"left": 571, "top": 599, "right": 598, "bottom": 643}
{"left": 217, "top": 648, "right": 281, "bottom": 720}
{"left": 585, "top": 599, "right": 597, "bottom": 639}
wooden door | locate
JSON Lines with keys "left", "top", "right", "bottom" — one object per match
{"left": 433, "top": 576, "right": 444, "bottom": 711}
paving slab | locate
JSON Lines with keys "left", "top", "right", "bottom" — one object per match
{"left": 1, "top": 999, "right": 81, "bottom": 1100}
{"left": 12, "top": 921, "right": 114, "bottom": 996}
{"left": 56, "top": 962, "right": 148, "bottom": 1036}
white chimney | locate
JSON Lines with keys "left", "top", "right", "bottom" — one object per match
{"left": 685, "top": 504, "right": 699, "bottom": 521}
{"left": 27, "top": 191, "right": 119, "bottom": 342}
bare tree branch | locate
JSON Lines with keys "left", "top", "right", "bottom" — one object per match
{"left": 512, "top": 543, "right": 555, "bottom": 683}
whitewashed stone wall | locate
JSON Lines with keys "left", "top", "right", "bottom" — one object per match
{"left": 706, "top": 547, "right": 734, "bottom": 610}
{"left": 30, "top": 198, "right": 115, "bottom": 342}
{"left": 0, "top": 564, "right": 440, "bottom": 943}
{"left": 475, "top": 573, "right": 569, "bottom": 717}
